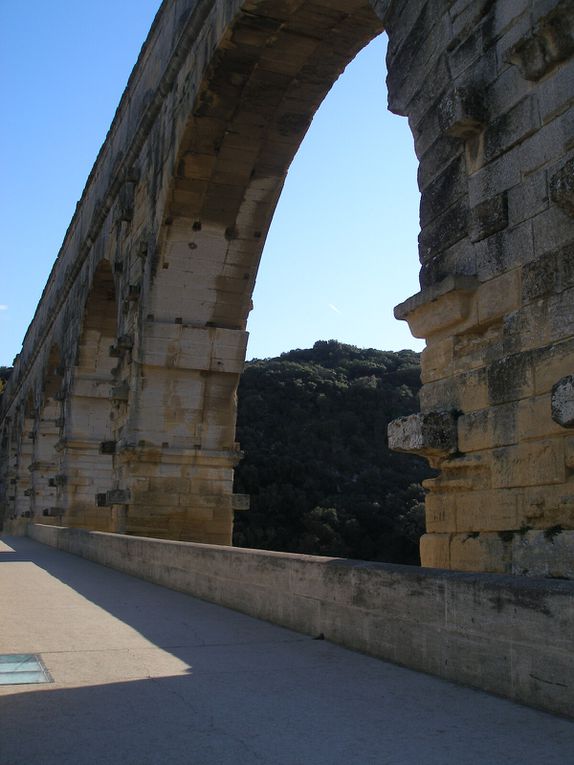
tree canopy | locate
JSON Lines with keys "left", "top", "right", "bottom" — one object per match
{"left": 233, "top": 340, "right": 433, "bottom": 564}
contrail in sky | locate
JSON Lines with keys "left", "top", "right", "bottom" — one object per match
{"left": 328, "top": 303, "right": 341, "bottom": 314}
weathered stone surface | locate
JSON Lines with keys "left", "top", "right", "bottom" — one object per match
{"left": 438, "top": 86, "right": 486, "bottom": 139}
{"left": 388, "top": 411, "right": 458, "bottom": 458}
{"left": 505, "top": 0, "right": 574, "bottom": 80}
{"left": 550, "top": 157, "right": 574, "bottom": 217}
{"left": 469, "top": 192, "right": 509, "bottom": 242}
{"left": 551, "top": 374, "right": 574, "bottom": 426}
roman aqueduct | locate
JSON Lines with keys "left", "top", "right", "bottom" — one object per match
{"left": 1, "top": 0, "right": 573, "bottom": 579}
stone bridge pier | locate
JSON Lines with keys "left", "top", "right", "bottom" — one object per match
{"left": 1, "top": 0, "right": 573, "bottom": 577}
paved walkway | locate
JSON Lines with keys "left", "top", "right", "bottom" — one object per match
{"left": 1, "top": 536, "right": 573, "bottom": 765}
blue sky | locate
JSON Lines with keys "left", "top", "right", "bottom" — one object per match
{"left": 0, "top": 1, "right": 423, "bottom": 364}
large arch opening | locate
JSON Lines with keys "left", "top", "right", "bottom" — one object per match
{"left": 228, "top": 34, "right": 430, "bottom": 563}
{"left": 134, "top": 1, "right": 429, "bottom": 555}
{"left": 62, "top": 260, "right": 119, "bottom": 531}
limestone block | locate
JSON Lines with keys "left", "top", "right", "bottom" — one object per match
{"left": 394, "top": 276, "right": 478, "bottom": 339}
{"left": 424, "top": 493, "right": 456, "bottom": 533}
{"left": 458, "top": 402, "right": 518, "bottom": 453}
{"left": 469, "top": 192, "right": 509, "bottom": 242}
{"left": 453, "top": 323, "right": 502, "bottom": 375}
{"left": 507, "top": 168, "right": 549, "bottom": 227}
{"left": 475, "top": 217, "right": 534, "bottom": 281}
{"left": 505, "top": 0, "right": 574, "bottom": 80}
{"left": 512, "top": 529, "right": 574, "bottom": 577}
{"left": 71, "top": 379, "right": 113, "bottom": 399}
{"left": 140, "top": 323, "right": 247, "bottom": 373}
{"left": 483, "top": 96, "right": 540, "bottom": 164}
{"left": 476, "top": 269, "right": 521, "bottom": 326}
{"left": 419, "top": 533, "right": 451, "bottom": 569}
{"left": 550, "top": 155, "right": 574, "bottom": 217}
{"left": 531, "top": 338, "right": 574, "bottom": 394}
{"left": 551, "top": 375, "right": 574, "bottom": 426}
{"left": 487, "top": 351, "right": 534, "bottom": 405}
{"left": 455, "top": 490, "right": 521, "bottom": 533}
{"left": 420, "top": 156, "right": 467, "bottom": 229}
{"left": 147, "top": 476, "right": 190, "bottom": 493}
{"left": 524, "top": 485, "right": 574, "bottom": 528}
{"left": 449, "top": 532, "right": 509, "bottom": 574}
{"left": 519, "top": 393, "right": 569, "bottom": 439}
{"left": 420, "top": 338, "right": 453, "bottom": 384}
{"left": 491, "top": 440, "right": 565, "bottom": 488}
{"left": 388, "top": 411, "right": 458, "bottom": 459}
{"left": 547, "top": 283, "right": 574, "bottom": 345}
{"left": 456, "top": 367, "right": 490, "bottom": 412}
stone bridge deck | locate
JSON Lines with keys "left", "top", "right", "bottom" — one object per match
{"left": 1, "top": 536, "right": 573, "bottom": 765}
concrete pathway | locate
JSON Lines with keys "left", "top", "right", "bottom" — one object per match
{"left": 1, "top": 536, "right": 573, "bottom": 765}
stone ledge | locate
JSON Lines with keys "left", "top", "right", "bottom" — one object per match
{"left": 24, "top": 523, "right": 574, "bottom": 719}
{"left": 387, "top": 411, "right": 458, "bottom": 458}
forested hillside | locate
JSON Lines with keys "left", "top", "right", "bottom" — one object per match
{"left": 233, "top": 340, "right": 433, "bottom": 564}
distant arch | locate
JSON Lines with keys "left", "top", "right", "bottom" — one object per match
{"left": 60, "top": 260, "right": 120, "bottom": 530}
{"left": 31, "top": 345, "right": 64, "bottom": 520}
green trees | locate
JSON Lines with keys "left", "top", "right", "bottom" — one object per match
{"left": 233, "top": 341, "right": 433, "bottom": 564}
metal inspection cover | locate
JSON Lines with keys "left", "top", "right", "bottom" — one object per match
{"left": 0, "top": 654, "right": 53, "bottom": 685}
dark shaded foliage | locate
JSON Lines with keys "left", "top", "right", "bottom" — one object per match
{"left": 0, "top": 367, "right": 12, "bottom": 397}
{"left": 233, "top": 340, "right": 434, "bottom": 564}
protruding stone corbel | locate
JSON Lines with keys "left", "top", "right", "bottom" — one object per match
{"left": 388, "top": 410, "right": 459, "bottom": 462}
{"left": 551, "top": 375, "right": 574, "bottom": 427}
{"left": 438, "top": 86, "right": 486, "bottom": 139}
{"left": 394, "top": 276, "right": 478, "bottom": 339}
{"left": 505, "top": 0, "right": 574, "bottom": 80}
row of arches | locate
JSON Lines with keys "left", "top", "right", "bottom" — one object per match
{"left": 2, "top": 261, "right": 121, "bottom": 532}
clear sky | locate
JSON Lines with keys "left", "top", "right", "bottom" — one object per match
{"left": 0, "top": 1, "right": 423, "bottom": 365}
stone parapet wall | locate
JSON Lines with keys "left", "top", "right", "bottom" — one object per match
{"left": 27, "top": 523, "right": 574, "bottom": 719}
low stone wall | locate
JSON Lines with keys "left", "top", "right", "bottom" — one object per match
{"left": 27, "top": 523, "right": 573, "bottom": 718}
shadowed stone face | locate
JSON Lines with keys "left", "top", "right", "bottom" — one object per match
{"left": 1, "top": 0, "right": 574, "bottom": 578}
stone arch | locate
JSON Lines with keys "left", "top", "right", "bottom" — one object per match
{"left": 2, "top": 0, "right": 573, "bottom": 576}
{"left": 122, "top": 0, "right": 390, "bottom": 544}
{"left": 60, "top": 259, "right": 119, "bottom": 531}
